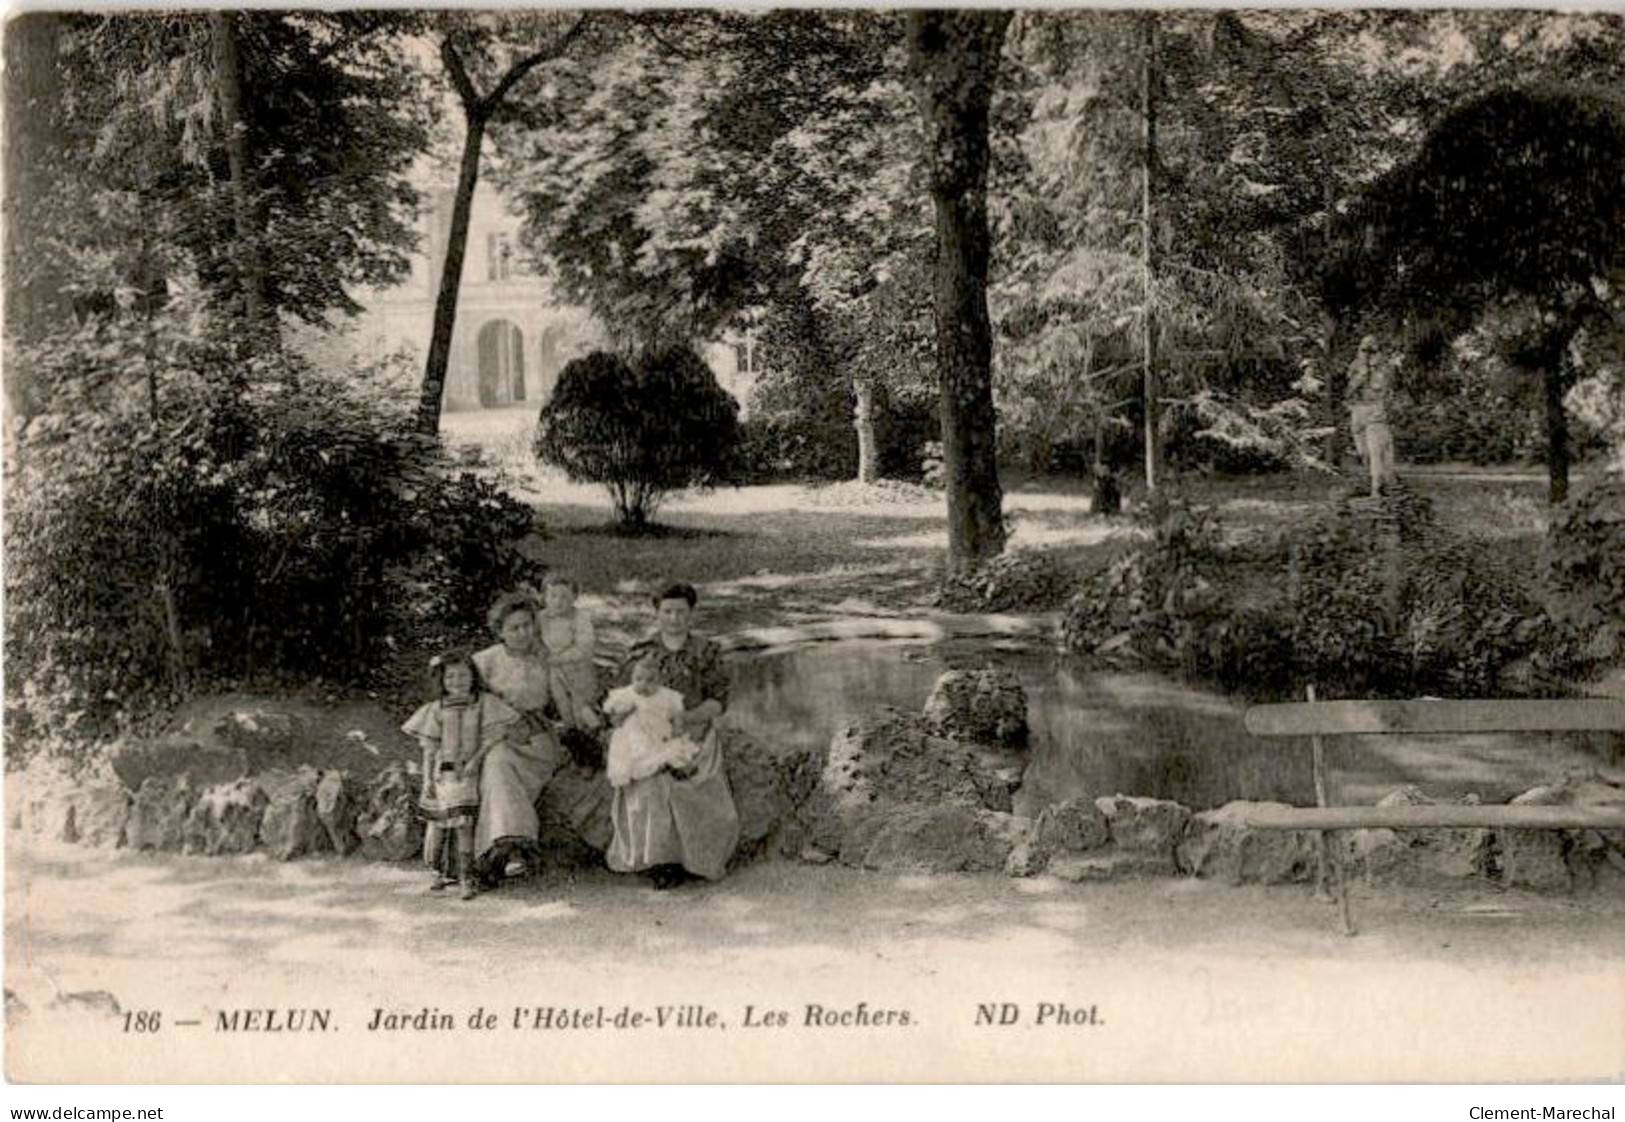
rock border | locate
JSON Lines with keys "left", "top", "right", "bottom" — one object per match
{"left": 11, "top": 683, "right": 1622, "bottom": 897}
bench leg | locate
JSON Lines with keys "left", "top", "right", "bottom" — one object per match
{"left": 1331, "top": 829, "right": 1356, "bottom": 937}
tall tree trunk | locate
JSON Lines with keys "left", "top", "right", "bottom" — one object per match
{"left": 908, "top": 9, "right": 1010, "bottom": 572}
{"left": 417, "top": 107, "right": 486, "bottom": 434}
{"left": 415, "top": 18, "right": 589, "bottom": 437}
{"left": 1140, "top": 14, "right": 1160, "bottom": 492}
{"left": 4, "top": 14, "right": 66, "bottom": 470}
{"left": 854, "top": 375, "right": 878, "bottom": 483}
{"left": 1544, "top": 363, "right": 1570, "bottom": 505}
{"left": 1323, "top": 319, "right": 1349, "bottom": 468}
{"left": 210, "top": 11, "right": 274, "bottom": 351}
{"left": 3, "top": 13, "right": 68, "bottom": 343}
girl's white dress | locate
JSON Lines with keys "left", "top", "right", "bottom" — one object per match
{"left": 602, "top": 684, "right": 698, "bottom": 789}
{"left": 402, "top": 693, "right": 520, "bottom": 870}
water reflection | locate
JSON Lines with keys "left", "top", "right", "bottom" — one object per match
{"left": 725, "top": 641, "right": 1621, "bottom": 812}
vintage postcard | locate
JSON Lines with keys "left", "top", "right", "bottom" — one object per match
{"left": 4, "top": 6, "right": 1624, "bottom": 1087}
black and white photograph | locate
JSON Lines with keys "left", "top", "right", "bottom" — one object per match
{"left": 4, "top": 6, "right": 1624, "bottom": 1090}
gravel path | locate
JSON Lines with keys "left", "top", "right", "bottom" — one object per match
{"left": 7, "top": 838, "right": 1622, "bottom": 1083}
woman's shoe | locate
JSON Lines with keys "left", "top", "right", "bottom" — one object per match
{"left": 649, "top": 864, "right": 687, "bottom": 890}
{"left": 427, "top": 877, "right": 452, "bottom": 893}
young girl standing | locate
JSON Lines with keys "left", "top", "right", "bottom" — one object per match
{"left": 403, "top": 649, "right": 521, "bottom": 900}
{"left": 538, "top": 571, "right": 601, "bottom": 733}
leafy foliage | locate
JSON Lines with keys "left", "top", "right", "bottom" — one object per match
{"left": 1544, "top": 474, "right": 1625, "bottom": 669}
{"left": 534, "top": 345, "right": 741, "bottom": 528}
{"left": 47, "top": 12, "right": 434, "bottom": 327}
{"left": 939, "top": 549, "right": 1074, "bottom": 614}
{"left": 3, "top": 310, "right": 542, "bottom": 764}
{"left": 1320, "top": 86, "right": 1625, "bottom": 326}
{"left": 1060, "top": 486, "right": 1563, "bottom": 698}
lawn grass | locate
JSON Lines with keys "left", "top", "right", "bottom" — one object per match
{"left": 440, "top": 404, "right": 1560, "bottom": 636}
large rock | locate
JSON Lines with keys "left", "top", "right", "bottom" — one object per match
{"left": 1500, "top": 774, "right": 1625, "bottom": 891}
{"left": 1177, "top": 801, "right": 1319, "bottom": 885}
{"left": 183, "top": 780, "right": 268, "bottom": 856}
{"left": 1004, "top": 797, "right": 1110, "bottom": 878}
{"left": 70, "top": 782, "right": 132, "bottom": 848}
{"left": 13, "top": 757, "right": 82, "bottom": 841}
{"left": 719, "top": 726, "right": 823, "bottom": 858}
{"left": 921, "top": 669, "right": 1029, "bottom": 747}
{"left": 1050, "top": 850, "right": 1179, "bottom": 882}
{"left": 315, "top": 770, "right": 359, "bottom": 856}
{"left": 822, "top": 710, "right": 1023, "bottom": 816}
{"left": 9, "top": 757, "right": 129, "bottom": 848}
{"left": 1095, "top": 795, "right": 1190, "bottom": 856}
{"left": 130, "top": 695, "right": 411, "bottom": 789}
{"left": 356, "top": 764, "right": 424, "bottom": 863}
{"left": 259, "top": 769, "right": 331, "bottom": 861}
{"left": 126, "top": 777, "right": 195, "bottom": 851}
{"left": 1035, "top": 797, "right": 1109, "bottom": 854}
{"left": 806, "top": 710, "right": 1026, "bottom": 869}
{"left": 1071, "top": 794, "right": 1192, "bottom": 879}
{"left": 1004, "top": 834, "right": 1049, "bottom": 878}
{"left": 1352, "top": 787, "right": 1493, "bottom": 885}
{"left": 847, "top": 805, "right": 1027, "bottom": 873}
{"left": 111, "top": 736, "right": 248, "bottom": 793}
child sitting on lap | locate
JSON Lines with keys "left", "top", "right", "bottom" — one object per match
{"left": 602, "top": 655, "right": 700, "bottom": 789}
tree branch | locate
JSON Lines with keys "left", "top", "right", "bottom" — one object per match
{"left": 625, "top": 12, "right": 701, "bottom": 61}
{"left": 481, "top": 13, "right": 593, "bottom": 113}
{"left": 439, "top": 35, "right": 479, "bottom": 109}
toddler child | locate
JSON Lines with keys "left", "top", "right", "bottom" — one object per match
{"left": 538, "top": 571, "right": 600, "bottom": 732}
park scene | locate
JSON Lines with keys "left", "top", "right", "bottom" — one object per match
{"left": 4, "top": 9, "right": 1624, "bottom": 1083}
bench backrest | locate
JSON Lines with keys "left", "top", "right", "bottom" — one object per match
{"left": 1243, "top": 699, "right": 1625, "bottom": 738}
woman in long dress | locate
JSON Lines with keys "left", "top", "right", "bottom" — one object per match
{"left": 606, "top": 582, "right": 741, "bottom": 889}
{"left": 470, "top": 590, "right": 569, "bottom": 879}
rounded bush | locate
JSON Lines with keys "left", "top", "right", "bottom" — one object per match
{"left": 534, "top": 345, "right": 740, "bottom": 528}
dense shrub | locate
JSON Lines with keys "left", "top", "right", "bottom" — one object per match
{"left": 4, "top": 318, "right": 542, "bottom": 765}
{"left": 743, "top": 365, "right": 938, "bottom": 483}
{"left": 1544, "top": 472, "right": 1625, "bottom": 669}
{"left": 939, "top": 549, "right": 1074, "bottom": 614}
{"left": 1061, "top": 485, "right": 1556, "bottom": 699}
{"left": 535, "top": 345, "right": 740, "bottom": 527}
{"left": 1060, "top": 491, "right": 1238, "bottom": 671}
{"left": 1391, "top": 379, "right": 1542, "bottom": 465}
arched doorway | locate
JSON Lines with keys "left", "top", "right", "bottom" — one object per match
{"left": 538, "top": 324, "right": 567, "bottom": 401}
{"left": 476, "top": 319, "right": 526, "bottom": 407}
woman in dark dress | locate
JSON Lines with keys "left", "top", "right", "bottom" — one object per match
{"left": 605, "top": 583, "right": 740, "bottom": 888}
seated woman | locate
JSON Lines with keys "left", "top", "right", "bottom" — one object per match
{"left": 605, "top": 582, "right": 741, "bottom": 889}
{"left": 470, "top": 590, "right": 569, "bottom": 882}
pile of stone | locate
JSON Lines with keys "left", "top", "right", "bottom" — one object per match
{"left": 9, "top": 698, "right": 824, "bottom": 871}
{"left": 794, "top": 669, "right": 1624, "bottom": 894}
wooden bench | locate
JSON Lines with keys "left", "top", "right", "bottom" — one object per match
{"left": 1241, "top": 694, "right": 1625, "bottom": 934}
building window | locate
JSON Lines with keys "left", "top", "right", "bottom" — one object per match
{"left": 487, "top": 232, "right": 516, "bottom": 281}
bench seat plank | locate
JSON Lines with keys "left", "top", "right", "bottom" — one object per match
{"left": 1244, "top": 699, "right": 1625, "bottom": 738}
{"left": 1242, "top": 804, "right": 1625, "bottom": 831}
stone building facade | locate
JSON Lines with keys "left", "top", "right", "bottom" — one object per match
{"left": 345, "top": 184, "right": 752, "bottom": 415}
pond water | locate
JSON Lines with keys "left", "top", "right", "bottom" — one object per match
{"left": 725, "top": 639, "right": 1622, "bottom": 814}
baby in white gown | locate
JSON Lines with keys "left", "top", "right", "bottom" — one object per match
{"left": 602, "top": 656, "right": 700, "bottom": 789}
